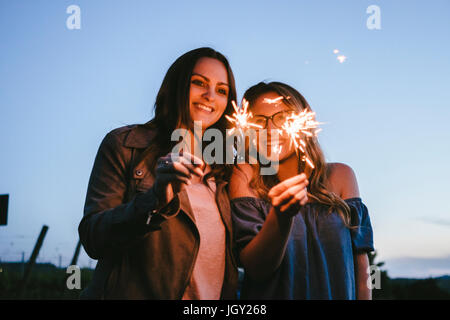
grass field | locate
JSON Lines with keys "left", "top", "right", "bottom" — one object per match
{"left": 1, "top": 262, "right": 449, "bottom": 300}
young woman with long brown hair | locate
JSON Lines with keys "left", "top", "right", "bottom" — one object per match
{"left": 79, "top": 47, "right": 238, "bottom": 299}
{"left": 230, "top": 81, "right": 374, "bottom": 299}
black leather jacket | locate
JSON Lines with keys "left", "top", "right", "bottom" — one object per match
{"left": 78, "top": 123, "right": 238, "bottom": 299}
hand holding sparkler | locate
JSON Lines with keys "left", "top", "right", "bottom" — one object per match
{"left": 268, "top": 173, "right": 309, "bottom": 215}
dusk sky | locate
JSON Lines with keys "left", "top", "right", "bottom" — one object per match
{"left": 1, "top": 0, "right": 449, "bottom": 278}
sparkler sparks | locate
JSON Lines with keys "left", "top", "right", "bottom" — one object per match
{"left": 337, "top": 55, "right": 347, "bottom": 63}
{"left": 333, "top": 49, "right": 348, "bottom": 64}
{"left": 272, "top": 143, "right": 283, "bottom": 155}
{"left": 225, "top": 99, "right": 322, "bottom": 171}
{"left": 225, "top": 99, "right": 262, "bottom": 135}
{"left": 263, "top": 96, "right": 291, "bottom": 105}
{"left": 263, "top": 96, "right": 283, "bottom": 104}
{"left": 280, "top": 109, "right": 321, "bottom": 169}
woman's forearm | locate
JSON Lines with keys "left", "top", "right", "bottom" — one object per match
{"left": 355, "top": 252, "right": 372, "bottom": 300}
{"left": 240, "top": 207, "right": 294, "bottom": 281}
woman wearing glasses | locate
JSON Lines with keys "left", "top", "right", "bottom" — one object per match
{"left": 229, "top": 81, "right": 374, "bottom": 299}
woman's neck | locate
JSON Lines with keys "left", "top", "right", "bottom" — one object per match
{"left": 276, "top": 152, "right": 299, "bottom": 182}
{"left": 177, "top": 124, "right": 204, "bottom": 159}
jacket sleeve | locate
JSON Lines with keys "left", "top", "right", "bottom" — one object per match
{"left": 78, "top": 130, "right": 180, "bottom": 260}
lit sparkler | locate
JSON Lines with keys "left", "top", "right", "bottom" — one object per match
{"left": 333, "top": 49, "right": 347, "bottom": 64}
{"left": 263, "top": 96, "right": 283, "bottom": 104}
{"left": 280, "top": 109, "right": 321, "bottom": 169}
{"left": 225, "top": 99, "right": 262, "bottom": 135}
{"left": 337, "top": 55, "right": 347, "bottom": 63}
{"left": 225, "top": 98, "right": 322, "bottom": 171}
{"left": 263, "top": 96, "right": 291, "bottom": 105}
{"left": 272, "top": 144, "right": 283, "bottom": 155}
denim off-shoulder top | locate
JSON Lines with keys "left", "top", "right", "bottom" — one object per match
{"left": 231, "top": 197, "right": 374, "bottom": 300}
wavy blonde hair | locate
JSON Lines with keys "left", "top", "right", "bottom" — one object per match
{"left": 242, "top": 81, "right": 353, "bottom": 228}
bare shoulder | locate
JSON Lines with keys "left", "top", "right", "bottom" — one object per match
{"left": 229, "top": 163, "right": 258, "bottom": 199}
{"left": 326, "top": 162, "right": 360, "bottom": 200}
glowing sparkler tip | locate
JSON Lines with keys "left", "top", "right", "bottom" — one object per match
{"left": 225, "top": 98, "right": 322, "bottom": 174}
{"left": 226, "top": 99, "right": 261, "bottom": 132}
{"left": 263, "top": 96, "right": 284, "bottom": 104}
{"left": 337, "top": 55, "right": 347, "bottom": 63}
{"left": 280, "top": 109, "right": 321, "bottom": 172}
{"left": 272, "top": 144, "right": 283, "bottom": 155}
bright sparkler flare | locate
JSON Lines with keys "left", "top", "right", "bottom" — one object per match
{"left": 272, "top": 144, "right": 283, "bottom": 155}
{"left": 225, "top": 99, "right": 322, "bottom": 171}
{"left": 263, "top": 96, "right": 291, "bottom": 105}
{"left": 225, "top": 99, "right": 262, "bottom": 135}
{"left": 263, "top": 96, "right": 283, "bottom": 104}
{"left": 337, "top": 55, "right": 347, "bottom": 63}
{"left": 281, "top": 110, "right": 321, "bottom": 169}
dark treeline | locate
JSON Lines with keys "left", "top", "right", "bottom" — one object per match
{"left": 0, "top": 255, "right": 449, "bottom": 299}
{"left": 368, "top": 251, "right": 450, "bottom": 300}
{"left": 0, "top": 262, "right": 93, "bottom": 299}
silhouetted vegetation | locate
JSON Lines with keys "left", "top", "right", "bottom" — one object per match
{"left": 368, "top": 251, "right": 450, "bottom": 300}
{"left": 1, "top": 257, "right": 449, "bottom": 299}
{"left": 0, "top": 262, "right": 93, "bottom": 299}
{"left": 390, "top": 278, "right": 450, "bottom": 299}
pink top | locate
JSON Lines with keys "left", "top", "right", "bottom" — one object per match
{"left": 181, "top": 176, "right": 226, "bottom": 300}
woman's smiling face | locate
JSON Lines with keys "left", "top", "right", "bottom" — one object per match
{"left": 250, "top": 91, "right": 297, "bottom": 162}
{"left": 189, "top": 57, "right": 229, "bottom": 129}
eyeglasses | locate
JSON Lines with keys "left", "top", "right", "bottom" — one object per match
{"left": 251, "top": 111, "right": 293, "bottom": 129}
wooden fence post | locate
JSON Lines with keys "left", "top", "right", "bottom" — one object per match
{"left": 17, "top": 225, "right": 49, "bottom": 298}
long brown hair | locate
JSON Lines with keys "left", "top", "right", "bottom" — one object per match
{"left": 242, "top": 81, "right": 352, "bottom": 227}
{"left": 145, "top": 47, "right": 237, "bottom": 184}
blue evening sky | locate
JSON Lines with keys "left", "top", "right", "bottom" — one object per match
{"left": 1, "top": 0, "right": 449, "bottom": 278}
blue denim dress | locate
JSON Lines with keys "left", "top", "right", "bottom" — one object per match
{"left": 231, "top": 197, "right": 374, "bottom": 299}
